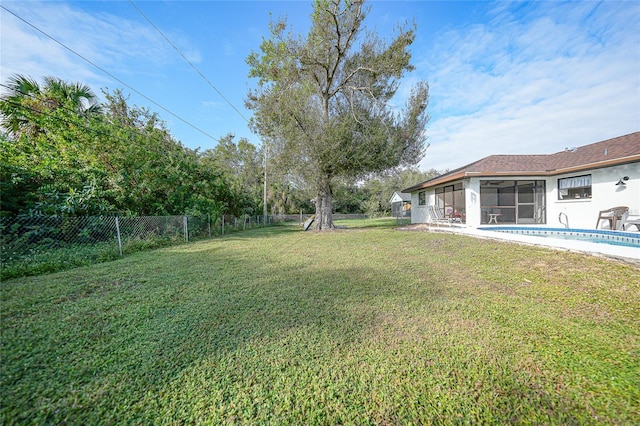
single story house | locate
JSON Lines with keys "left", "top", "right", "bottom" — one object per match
{"left": 403, "top": 132, "right": 640, "bottom": 229}
{"left": 389, "top": 191, "right": 411, "bottom": 218}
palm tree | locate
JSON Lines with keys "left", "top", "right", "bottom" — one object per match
{"left": 0, "top": 74, "right": 102, "bottom": 138}
{"left": 41, "top": 76, "right": 102, "bottom": 118}
{"left": 0, "top": 74, "right": 43, "bottom": 138}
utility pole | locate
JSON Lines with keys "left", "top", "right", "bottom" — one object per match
{"left": 263, "top": 141, "right": 268, "bottom": 224}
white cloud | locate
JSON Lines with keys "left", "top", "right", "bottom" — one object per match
{"left": 201, "top": 100, "right": 225, "bottom": 109}
{"left": 2, "top": 0, "right": 637, "bottom": 163}
{"left": 413, "top": 1, "right": 640, "bottom": 172}
{"left": 1, "top": 1, "right": 202, "bottom": 95}
{"left": 1, "top": 5, "right": 101, "bottom": 84}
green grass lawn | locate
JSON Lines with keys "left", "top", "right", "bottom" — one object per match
{"left": 2, "top": 220, "right": 639, "bottom": 424}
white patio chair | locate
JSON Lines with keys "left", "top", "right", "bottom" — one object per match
{"left": 429, "top": 205, "right": 452, "bottom": 226}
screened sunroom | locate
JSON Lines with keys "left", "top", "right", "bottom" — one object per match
{"left": 479, "top": 180, "right": 546, "bottom": 224}
{"left": 434, "top": 182, "right": 466, "bottom": 223}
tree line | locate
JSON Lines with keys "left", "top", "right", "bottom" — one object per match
{"left": 1, "top": 75, "right": 230, "bottom": 218}
{"left": 0, "top": 74, "right": 436, "bottom": 219}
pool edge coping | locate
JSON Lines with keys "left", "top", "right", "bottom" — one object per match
{"left": 402, "top": 224, "right": 640, "bottom": 266}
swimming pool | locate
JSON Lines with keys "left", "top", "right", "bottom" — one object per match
{"left": 478, "top": 227, "right": 640, "bottom": 248}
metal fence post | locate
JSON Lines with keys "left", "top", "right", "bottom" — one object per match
{"left": 222, "top": 215, "right": 225, "bottom": 235}
{"left": 208, "top": 214, "right": 211, "bottom": 237}
{"left": 183, "top": 216, "right": 188, "bottom": 242}
{"left": 115, "top": 216, "right": 123, "bottom": 257}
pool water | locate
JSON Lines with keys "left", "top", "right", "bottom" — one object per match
{"left": 478, "top": 227, "right": 640, "bottom": 248}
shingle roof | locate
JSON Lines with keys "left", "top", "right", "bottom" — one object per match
{"left": 404, "top": 131, "right": 640, "bottom": 192}
{"left": 397, "top": 192, "right": 411, "bottom": 202}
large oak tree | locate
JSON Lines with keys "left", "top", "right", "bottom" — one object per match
{"left": 246, "top": 0, "right": 429, "bottom": 229}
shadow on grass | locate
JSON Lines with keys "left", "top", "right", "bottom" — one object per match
{"left": 2, "top": 232, "right": 436, "bottom": 422}
{"left": 2, "top": 227, "right": 627, "bottom": 424}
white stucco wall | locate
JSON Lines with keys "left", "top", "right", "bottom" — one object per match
{"left": 464, "top": 179, "right": 481, "bottom": 226}
{"left": 410, "top": 189, "right": 435, "bottom": 224}
{"left": 389, "top": 193, "right": 403, "bottom": 204}
{"left": 549, "top": 164, "right": 639, "bottom": 229}
{"left": 409, "top": 162, "right": 639, "bottom": 229}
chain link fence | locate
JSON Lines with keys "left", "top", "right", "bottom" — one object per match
{"left": 1, "top": 213, "right": 385, "bottom": 280}
{"left": 0, "top": 214, "right": 276, "bottom": 280}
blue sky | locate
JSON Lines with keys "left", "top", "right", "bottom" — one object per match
{"left": 1, "top": 0, "right": 638, "bottom": 172}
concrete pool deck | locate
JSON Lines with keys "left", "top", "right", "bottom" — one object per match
{"left": 400, "top": 224, "right": 640, "bottom": 265}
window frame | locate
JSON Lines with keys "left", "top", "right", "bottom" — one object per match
{"left": 558, "top": 174, "right": 592, "bottom": 200}
{"left": 418, "top": 190, "right": 426, "bottom": 206}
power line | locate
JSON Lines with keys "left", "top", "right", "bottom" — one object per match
{"left": 128, "top": 0, "right": 250, "bottom": 123}
{"left": 0, "top": 81, "right": 102, "bottom": 120}
{"left": 126, "top": 1, "right": 268, "bottom": 222}
{"left": 2, "top": 97, "right": 128, "bottom": 146}
{"left": 0, "top": 82, "right": 153, "bottom": 148}
{"left": 0, "top": 82, "right": 205, "bottom": 154}
{"left": 0, "top": 4, "right": 221, "bottom": 143}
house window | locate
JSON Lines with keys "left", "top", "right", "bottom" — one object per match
{"left": 558, "top": 174, "right": 591, "bottom": 200}
{"left": 418, "top": 191, "right": 426, "bottom": 206}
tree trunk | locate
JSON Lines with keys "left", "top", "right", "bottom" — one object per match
{"left": 314, "top": 176, "right": 333, "bottom": 230}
